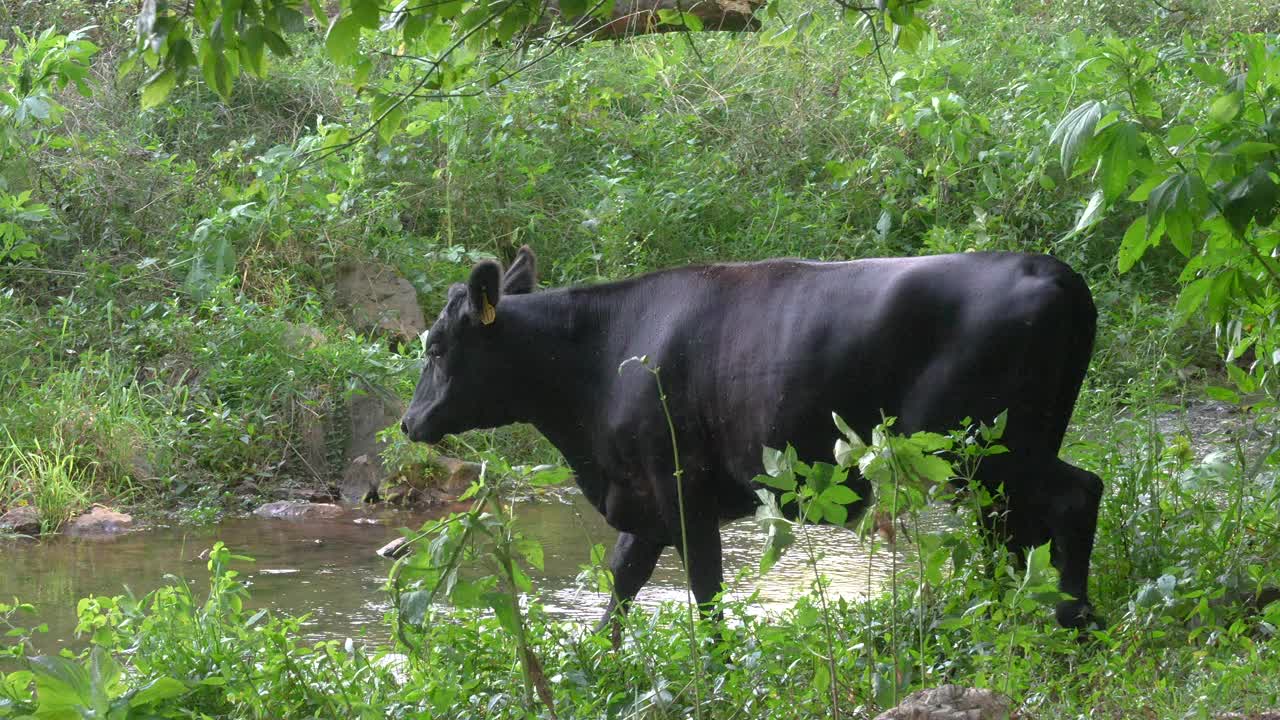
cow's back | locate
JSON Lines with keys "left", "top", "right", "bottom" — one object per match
{"left": 637, "top": 253, "right": 1095, "bottom": 494}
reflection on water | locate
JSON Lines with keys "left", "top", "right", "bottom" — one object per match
{"left": 0, "top": 490, "right": 921, "bottom": 651}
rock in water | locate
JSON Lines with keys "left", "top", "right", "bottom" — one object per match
{"left": 0, "top": 506, "right": 41, "bottom": 535}
{"left": 874, "top": 686, "right": 1017, "bottom": 720}
{"left": 65, "top": 506, "right": 134, "bottom": 536}
{"left": 253, "top": 501, "right": 346, "bottom": 520}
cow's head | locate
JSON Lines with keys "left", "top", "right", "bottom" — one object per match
{"left": 400, "top": 246, "right": 538, "bottom": 444}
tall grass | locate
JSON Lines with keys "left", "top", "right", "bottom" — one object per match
{"left": 1, "top": 432, "right": 90, "bottom": 533}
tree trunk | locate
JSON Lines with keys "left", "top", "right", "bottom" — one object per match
{"left": 540, "top": 0, "right": 765, "bottom": 40}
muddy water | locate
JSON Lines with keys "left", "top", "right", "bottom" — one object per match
{"left": 0, "top": 490, "right": 907, "bottom": 652}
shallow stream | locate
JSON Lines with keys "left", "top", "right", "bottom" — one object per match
{"left": 0, "top": 490, "right": 907, "bottom": 652}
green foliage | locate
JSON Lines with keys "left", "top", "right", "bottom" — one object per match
{"left": 2, "top": 413, "right": 1276, "bottom": 718}
{"left": 0, "top": 191, "right": 48, "bottom": 263}
{"left": 123, "top": 0, "right": 936, "bottom": 149}
{"left": 1049, "top": 33, "right": 1280, "bottom": 381}
{"left": 0, "top": 25, "right": 96, "bottom": 263}
{"left": 0, "top": 431, "right": 93, "bottom": 534}
{"left": 389, "top": 456, "right": 570, "bottom": 714}
{"left": 2, "top": 1, "right": 1280, "bottom": 715}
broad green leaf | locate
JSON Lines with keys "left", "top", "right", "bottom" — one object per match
{"left": 198, "top": 40, "right": 235, "bottom": 99}
{"left": 29, "top": 655, "right": 93, "bottom": 714}
{"left": 398, "top": 589, "right": 430, "bottom": 624}
{"left": 325, "top": 15, "right": 361, "bottom": 64}
{"left": 528, "top": 465, "right": 571, "bottom": 486}
{"left": 263, "top": 28, "right": 291, "bottom": 56}
{"left": 655, "top": 9, "right": 704, "bottom": 31}
{"left": 1118, "top": 215, "right": 1149, "bottom": 273}
{"left": 832, "top": 412, "right": 855, "bottom": 438}
{"left": 378, "top": 103, "right": 405, "bottom": 144}
{"left": 88, "top": 646, "right": 121, "bottom": 703}
{"left": 485, "top": 592, "right": 519, "bottom": 634}
{"left": 755, "top": 488, "right": 795, "bottom": 574}
{"left": 140, "top": 68, "right": 176, "bottom": 110}
{"left": 1231, "top": 141, "right": 1278, "bottom": 157}
{"left": 1190, "top": 62, "right": 1228, "bottom": 86}
{"left": 755, "top": 472, "right": 796, "bottom": 493}
{"left": 1050, "top": 100, "right": 1103, "bottom": 174}
{"left": 128, "top": 677, "right": 188, "bottom": 708}
{"left": 350, "top": 0, "right": 381, "bottom": 28}
{"left": 1206, "top": 270, "right": 1239, "bottom": 323}
{"left": 910, "top": 454, "right": 953, "bottom": 484}
{"left": 1208, "top": 91, "right": 1243, "bottom": 125}
{"left": 1072, "top": 189, "right": 1105, "bottom": 234}
{"left": 423, "top": 22, "right": 452, "bottom": 54}
{"left": 240, "top": 23, "right": 267, "bottom": 76}
{"left": 1205, "top": 386, "right": 1241, "bottom": 403}
{"left": 307, "top": 0, "right": 328, "bottom": 24}
{"left": 1166, "top": 124, "right": 1197, "bottom": 149}
{"left": 1023, "top": 542, "right": 1054, "bottom": 587}
{"left": 514, "top": 538, "right": 544, "bottom": 570}
{"left": 1223, "top": 165, "right": 1279, "bottom": 234}
{"left": 821, "top": 485, "right": 860, "bottom": 506}
{"left": 762, "top": 446, "right": 782, "bottom": 476}
{"left": 1165, "top": 209, "right": 1193, "bottom": 256}
{"left": 759, "top": 25, "right": 797, "bottom": 48}
{"left": 276, "top": 6, "right": 306, "bottom": 33}
{"left": 511, "top": 564, "right": 533, "bottom": 593}
{"left": 895, "top": 17, "right": 928, "bottom": 52}
{"left": 834, "top": 438, "right": 854, "bottom": 467}
{"left": 1101, "top": 122, "right": 1140, "bottom": 201}
{"left": 1129, "top": 174, "right": 1165, "bottom": 202}
{"left": 560, "top": 0, "right": 588, "bottom": 17}
{"left": 1147, "top": 173, "right": 1203, "bottom": 256}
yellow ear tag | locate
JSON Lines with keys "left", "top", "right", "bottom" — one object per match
{"left": 480, "top": 292, "right": 496, "bottom": 325}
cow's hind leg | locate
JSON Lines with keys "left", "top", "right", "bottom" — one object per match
{"left": 1045, "top": 460, "right": 1103, "bottom": 629}
{"left": 1002, "top": 457, "right": 1103, "bottom": 628}
{"left": 598, "top": 532, "right": 664, "bottom": 647}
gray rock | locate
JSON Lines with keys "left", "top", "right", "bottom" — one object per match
{"left": 283, "top": 322, "right": 326, "bottom": 351}
{"left": 340, "top": 390, "right": 405, "bottom": 502}
{"left": 0, "top": 506, "right": 41, "bottom": 535}
{"left": 874, "top": 686, "right": 1017, "bottom": 720}
{"left": 283, "top": 485, "right": 339, "bottom": 503}
{"left": 341, "top": 454, "right": 383, "bottom": 503}
{"left": 294, "top": 399, "right": 333, "bottom": 482}
{"left": 154, "top": 352, "right": 200, "bottom": 389}
{"left": 65, "top": 506, "right": 134, "bottom": 536}
{"left": 253, "top": 501, "right": 346, "bottom": 520}
{"left": 380, "top": 454, "right": 482, "bottom": 507}
{"left": 334, "top": 261, "right": 426, "bottom": 343}
{"left": 436, "top": 456, "right": 482, "bottom": 492}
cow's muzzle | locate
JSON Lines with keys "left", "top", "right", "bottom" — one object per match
{"left": 400, "top": 412, "right": 441, "bottom": 444}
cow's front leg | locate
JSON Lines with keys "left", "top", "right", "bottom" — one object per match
{"left": 597, "top": 532, "right": 664, "bottom": 647}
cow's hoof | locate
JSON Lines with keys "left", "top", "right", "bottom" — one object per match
{"left": 1056, "top": 599, "right": 1103, "bottom": 630}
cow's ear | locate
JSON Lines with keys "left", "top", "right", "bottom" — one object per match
{"left": 502, "top": 245, "right": 537, "bottom": 295}
{"left": 467, "top": 260, "right": 503, "bottom": 326}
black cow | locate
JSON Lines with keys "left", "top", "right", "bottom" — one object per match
{"left": 401, "top": 247, "right": 1103, "bottom": 630}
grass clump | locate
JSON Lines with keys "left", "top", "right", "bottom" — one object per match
{"left": 0, "top": 433, "right": 92, "bottom": 534}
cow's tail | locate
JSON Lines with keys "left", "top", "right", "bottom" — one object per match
{"left": 1050, "top": 266, "right": 1098, "bottom": 449}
